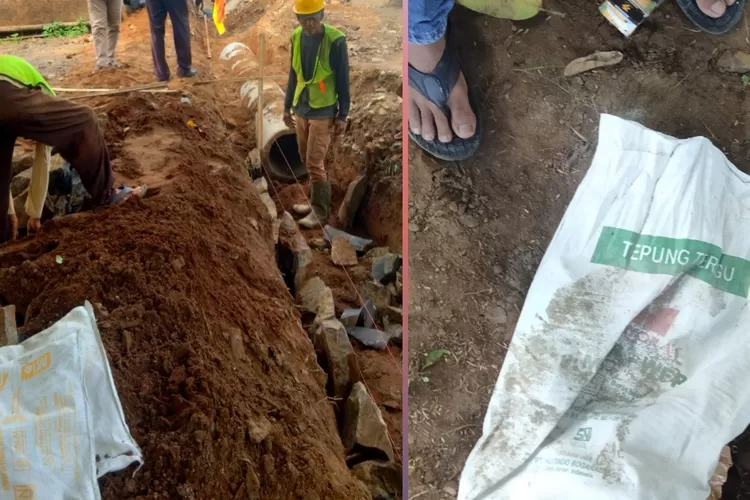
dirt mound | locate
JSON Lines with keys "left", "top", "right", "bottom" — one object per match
{"left": 0, "top": 93, "right": 369, "bottom": 499}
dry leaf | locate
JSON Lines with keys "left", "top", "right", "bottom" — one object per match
{"left": 564, "top": 51, "right": 623, "bottom": 77}
{"left": 457, "top": 0, "right": 542, "bottom": 21}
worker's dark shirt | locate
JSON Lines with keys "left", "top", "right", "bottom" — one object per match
{"left": 284, "top": 29, "right": 350, "bottom": 121}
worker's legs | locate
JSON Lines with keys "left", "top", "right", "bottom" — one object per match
{"left": 0, "top": 82, "right": 115, "bottom": 207}
{"left": 145, "top": 0, "right": 170, "bottom": 81}
{"left": 297, "top": 119, "right": 333, "bottom": 229}
{"left": 305, "top": 119, "right": 334, "bottom": 183}
{"left": 295, "top": 116, "right": 310, "bottom": 169}
{"left": 88, "top": 0, "right": 110, "bottom": 69}
{"left": 166, "top": 0, "right": 193, "bottom": 74}
{"left": 106, "top": 0, "right": 123, "bottom": 65}
{"left": 0, "top": 135, "right": 14, "bottom": 243}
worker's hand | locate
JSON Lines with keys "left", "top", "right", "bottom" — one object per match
{"left": 7, "top": 214, "right": 17, "bottom": 241}
{"left": 27, "top": 217, "right": 41, "bottom": 235}
{"left": 283, "top": 110, "right": 295, "bottom": 128}
{"left": 334, "top": 118, "right": 347, "bottom": 136}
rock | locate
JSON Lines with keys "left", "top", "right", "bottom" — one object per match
{"left": 382, "top": 306, "right": 402, "bottom": 325}
{"left": 324, "top": 225, "right": 373, "bottom": 253}
{"left": 343, "top": 382, "right": 394, "bottom": 461}
{"left": 259, "top": 192, "right": 278, "bottom": 220}
{"left": 372, "top": 254, "right": 402, "bottom": 285}
{"left": 340, "top": 308, "right": 363, "bottom": 327}
{"left": 10, "top": 168, "right": 32, "bottom": 197}
{"left": 246, "top": 468, "right": 260, "bottom": 499}
{"left": 363, "top": 299, "right": 377, "bottom": 329}
{"left": 314, "top": 319, "right": 357, "bottom": 400}
{"left": 247, "top": 415, "right": 272, "bottom": 444}
{"left": 171, "top": 256, "right": 186, "bottom": 271}
{"left": 11, "top": 156, "right": 33, "bottom": 177}
{"left": 331, "top": 237, "right": 358, "bottom": 266}
{"left": 253, "top": 176, "right": 268, "bottom": 194}
{"left": 717, "top": 50, "right": 750, "bottom": 73}
{"left": 346, "top": 327, "right": 395, "bottom": 350}
{"left": 309, "top": 237, "right": 329, "bottom": 250}
{"left": 385, "top": 324, "right": 403, "bottom": 346}
{"left": 278, "top": 212, "right": 315, "bottom": 289}
{"left": 364, "top": 247, "right": 391, "bottom": 260}
{"left": 261, "top": 454, "right": 275, "bottom": 476}
{"left": 271, "top": 219, "right": 281, "bottom": 245}
{"left": 293, "top": 203, "right": 311, "bottom": 216}
{"left": 0, "top": 306, "right": 17, "bottom": 346}
{"left": 351, "top": 461, "right": 402, "bottom": 500}
{"left": 228, "top": 328, "right": 245, "bottom": 360}
{"left": 408, "top": 223, "right": 420, "bottom": 233}
{"left": 246, "top": 148, "right": 262, "bottom": 177}
{"left": 297, "top": 277, "right": 335, "bottom": 320}
{"left": 337, "top": 175, "right": 368, "bottom": 229}
{"left": 359, "top": 282, "right": 393, "bottom": 311}
{"left": 122, "top": 330, "right": 133, "bottom": 354}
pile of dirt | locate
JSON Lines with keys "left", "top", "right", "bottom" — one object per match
{"left": 0, "top": 92, "right": 370, "bottom": 499}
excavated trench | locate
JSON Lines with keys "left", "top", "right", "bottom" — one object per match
{"left": 0, "top": 87, "right": 405, "bottom": 498}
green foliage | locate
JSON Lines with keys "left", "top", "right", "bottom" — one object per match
{"left": 742, "top": 74, "right": 750, "bottom": 89}
{"left": 42, "top": 18, "right": 89, "bottom": 38}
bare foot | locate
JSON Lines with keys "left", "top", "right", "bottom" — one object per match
{"left": 408, "top": 38, "right": 477, "bottom": 144}
{"left": 697, "top": 0, "right": 736, "bottom": 17}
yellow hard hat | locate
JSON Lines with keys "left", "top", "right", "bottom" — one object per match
{"left": 293, "top": 0, "right": 324, "bottom": 15}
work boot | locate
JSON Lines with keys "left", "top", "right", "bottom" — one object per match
{"left": 298, "top": 181, "right": 331, "bottom": 229}
{"left": 177, "top": 67, "right": 198, "bottom": 78}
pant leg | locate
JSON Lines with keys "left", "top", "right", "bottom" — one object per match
{"left": 145, "top": 0, "right": 170, "bottom": 80}
{"left": 305, "top": 119, "right": 333, "bottom": 183}
{"left": 295, "top": 116, "right": 310, "bottom": 168}
{"left": 408, "top": 0, "right": 454, "bottom": 45}
{"left": 0, "top": 83, "right": 115, "bottom": 207}
{"left": 106, "top": 0, "right": 123, "bottom": 63}
{"left": 0, "top": 134, "right": 14, "bottom": 243}
{"left": 88, "top": 0, "right": 109, "bottom": 67}
{"left": 166, "top": 0, "right": 193, "bottom": 72}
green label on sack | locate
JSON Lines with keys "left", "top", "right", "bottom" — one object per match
{"left": 591, "top": 226, "right": 750, "bottom": 298}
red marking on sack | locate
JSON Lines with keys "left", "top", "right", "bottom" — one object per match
{"left": 318, "top": 80, "right": 326, "bottom": 93}
{"left": 634, "top": 307, "right": 679, "bottom": 336}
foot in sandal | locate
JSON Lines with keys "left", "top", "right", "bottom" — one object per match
{"left": 106, "top": 185, "right": 148, "bottom": 206}
{"left": 676, "top": 0, "right": 745, "bottom": 34}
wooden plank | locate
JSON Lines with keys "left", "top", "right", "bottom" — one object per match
{"left": 257, "top": 33, "right": 266, "bottom": 149}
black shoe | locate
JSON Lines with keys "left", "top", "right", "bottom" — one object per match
{"left": 177, "top": 68, "right": 198, "bottom": 78}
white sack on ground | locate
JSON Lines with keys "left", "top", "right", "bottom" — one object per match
{"left": 0, "top": 302, "right": 141, "bottom": 499}
{"left": 459, "top": 114, "right": 750, "bottom": 500}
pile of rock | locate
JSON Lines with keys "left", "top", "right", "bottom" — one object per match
{"left": 253, "top": 177, "right": 402, "bottom": 499}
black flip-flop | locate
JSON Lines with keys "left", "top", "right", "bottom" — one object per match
{"left": 408, "top": 29, "right": 482, "bottom": 162}
{"left": 676, "top": 0, "right": 745, "bottom": 34}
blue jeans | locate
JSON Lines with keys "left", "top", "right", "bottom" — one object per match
{"left": 408, "top": 0, "right": 454, "bottom": 45}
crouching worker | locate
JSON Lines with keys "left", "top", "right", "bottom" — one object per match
{"left": 283, "top": 0, "right": 350, "bottom": 229}
{"left": 0, "top": 55, "right": 146, "bottom": 243}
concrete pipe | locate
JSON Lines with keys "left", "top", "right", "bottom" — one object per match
{"left": 220, "top": 42, "right": 306, "bottom": 183}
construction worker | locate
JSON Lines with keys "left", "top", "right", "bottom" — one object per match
{"left": 0, "top": 55, "right": 145, "bottom": 243}
{"left": 88, "top": 0, "right": 125, "bottom": 73}
{"left": 284, "top": 0, "right": 350, "bottom": 229}
{"left": 145, "top": 0, "right": 197, "bottom": 82}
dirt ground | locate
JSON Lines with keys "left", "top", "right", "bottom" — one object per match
{"left": 407, "top": 1, "right": 750, "bottom": 499}
{"left": 0, "top": 0, "right": 402, "bottom": 497}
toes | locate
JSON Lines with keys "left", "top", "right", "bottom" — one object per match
{"left": 420, "top": 105, "right": 437, "bottom": 142}
{"left": 726, "top": 0, "right": 737, "bottom": 5}
{"left": 431, "top": 103, "right": 453, "bottom": 143}
{"left": 408, "top": 94, "right": 422, "bottom": 135}
{"left": 697, "top": 0, "right": 727, "bottom": 17}
{"left": 448, "top": 73, "right": 477, "bottom": 140}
